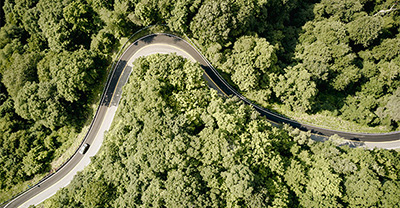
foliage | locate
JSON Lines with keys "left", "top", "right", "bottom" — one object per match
{"left": 189, "top": 0, "right": 257, "bottom": 45}
{"left": 45, "top": 54, "right": 400, "bottom": 208}
{"left": 0, "top": 0, "right": 107, "bottom": 199}
{"left": 1, "top": 0, "right": 400, "bottom": 204}
{"left": 271, "top": 65, "right": 317, "bottom": 112}
{"left": 222, "top": 36, "right": 278, "bottom": 92}
{"left": 185, "top": 0, "right": 400, "bottom": 130}
{"left": 347, "top": 15, "right": 383, "bottom": 47}
{"left": 198, "top": 0, "right": 400, "bottom": 129}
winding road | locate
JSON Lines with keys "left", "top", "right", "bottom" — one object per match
{"left": 3, "top": 33, "right": 400, "bottom": 208}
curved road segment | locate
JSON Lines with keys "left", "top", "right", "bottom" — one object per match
{"left": 4, "top": 33, "right": 400, "bottom": 208}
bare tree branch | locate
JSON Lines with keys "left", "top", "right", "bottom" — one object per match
{"left": 374, "top": 3, "right": 399, "bottom": 16}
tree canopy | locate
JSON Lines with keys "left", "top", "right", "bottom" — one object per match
{"left": 0, "top": 0, "right": 107, "bottom": 200}
{"left": 1, "top": 0, "right": 400, "bottom": 204}
{"left": 44, "top": 54, "right": 400, "bottom": 208}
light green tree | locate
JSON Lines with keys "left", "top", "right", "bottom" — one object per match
{"left": 300, "top": 160, "right": 342, "bottom": 208}
{"left": 347, "top": 15, "right": 383, "bottom": 47}
{"left": 223, "top": 36, "right": 277, "bottom": 92}
{"left": 271, "top": 64, "right": 317, "bottom": 112}
{"left": 344, "top": 168, "right": 383, "bottom": 207}
{"left": 22, "top": 146, "right": 49, "bottom": 176}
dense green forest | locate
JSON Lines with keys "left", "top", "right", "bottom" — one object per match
{"left": 1, "top": 0, "right": 399, "bottom": 205}
{"left": 44, "top": 54, "right": 400, "bottom": 207}
{"left": 193, "top": 0, "right": 400, "bottom": 132}
{"left": 0, "top": 0, "right": 111, "bottom": 200}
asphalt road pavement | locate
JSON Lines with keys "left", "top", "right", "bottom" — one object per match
{"left": 3, "top": 33, "right": 399, "bottom": 208}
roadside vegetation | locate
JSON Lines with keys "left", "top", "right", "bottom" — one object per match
{"left": 0, "top": 0, "right": 399, "bottom": 205}
{"left": 0, "top": 0, "right": 111, "bottom": 201}
{"left": 44, "top": 54, "right": 400, "bottom": 207}
{"left": 189, "top": 0, "right": 400, "bottom": 132}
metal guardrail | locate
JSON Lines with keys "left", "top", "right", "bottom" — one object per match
{"left": 116, "top": 30, "right": 400, "bottom": 140}
{"left": 2, "top": 23, "right": 399, "bottom": 207}
{"left": 0, "top": 24, "right": 167, "bottom": 208}
{"left": 176, "top": 33, "right": 400, "bottom": 139}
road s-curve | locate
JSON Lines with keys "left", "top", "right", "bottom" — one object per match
{"left": 3, "top": 33, "right": 400, "bottom": 208}
{"left": 143, "top": 34, "right": 400, "bottom": 143}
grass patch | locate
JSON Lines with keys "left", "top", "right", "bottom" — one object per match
{"left": 0, "top": 173, "right": 47, "bottom": 203}
{"left": 0, "top": 36, "right": 125, "bottom": 205}
{"left": 272, "top": 103, "right": 393, "bottom": 133}
{"left": 0, "top": 91, "right": 102, "bottom": 205}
